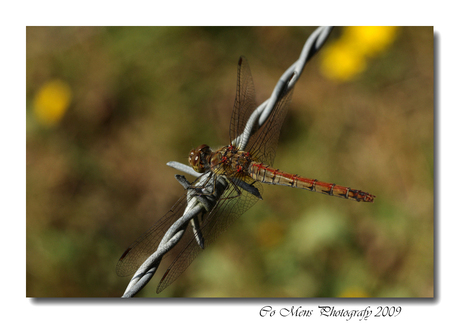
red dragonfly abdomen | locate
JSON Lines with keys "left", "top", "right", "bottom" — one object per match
{"left": 248, "top": 162, "right": 375, "bottom": 202}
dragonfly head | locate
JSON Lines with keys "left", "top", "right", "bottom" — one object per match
{"left": 189, "top": 144, "right": 212, "bottom": 173}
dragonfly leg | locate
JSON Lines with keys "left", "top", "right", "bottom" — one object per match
{"left": 230, "top": 177, "right": 262, "bottom": 199}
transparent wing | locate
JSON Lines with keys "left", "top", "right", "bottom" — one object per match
{"left": 230, "top": 56, "right": 257, "bottom": 147}
{"left": 229, "top": 55, "right": 295, "bottom": 166}
{"left": 116, "top": 194, "right": 189, "bottom": 277}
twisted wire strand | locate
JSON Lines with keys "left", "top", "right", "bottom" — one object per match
{"left": 121, "top": 26, "right": 334, "bottom": 297}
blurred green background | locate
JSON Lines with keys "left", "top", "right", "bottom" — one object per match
{"left": 26, "top": 27, "right": 433, "bottom": 297}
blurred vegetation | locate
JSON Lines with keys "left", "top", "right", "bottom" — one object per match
{"left": 26, "top": 27, "right": 433, "bottom": 297}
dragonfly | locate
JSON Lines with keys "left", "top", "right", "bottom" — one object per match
{"left": 116, "top": 56, "right": 375, "bottom": 295}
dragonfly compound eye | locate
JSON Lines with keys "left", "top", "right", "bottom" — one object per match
{"left": 189, "top": 144, "right": 211, "bottom": 173}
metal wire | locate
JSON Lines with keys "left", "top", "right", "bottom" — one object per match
{"left": 120, "top": 26, "right": 334, "bottom": 297}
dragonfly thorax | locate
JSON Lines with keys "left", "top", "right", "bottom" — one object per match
{"left": 189, "top": 144, "right": 212, "bottom": 173}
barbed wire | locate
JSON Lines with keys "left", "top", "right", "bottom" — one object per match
{"left": 120, "top": 26, "right": 334, "bottom": 298}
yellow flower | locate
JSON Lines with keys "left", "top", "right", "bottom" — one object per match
{"left": 320, "top": 26, "right": 398, "bottom": 81}
{"left": 320, "top": 40, "right": 367, "bottom": 81}
{"left": 343, "top": 26, "right": 399, "bottom": 57}
{"left": 33, "top": 80, "right": 72, "bottom": 126}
